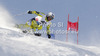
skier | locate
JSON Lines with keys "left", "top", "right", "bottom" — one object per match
{"left": 25, "top": 11, "right": 54, "bottom": 38}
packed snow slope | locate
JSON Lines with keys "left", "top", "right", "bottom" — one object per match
{"left": 0, "top": 27, "right": 100, "bottom": 56}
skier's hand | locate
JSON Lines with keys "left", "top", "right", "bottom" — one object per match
{"left": 41, "top": 21, "right": 46, "bottom": 24}
{"left": 47, "top": 34, "right": 51, "bottom": 39}
{"left": 27, "top": 11, "right": 32, "bottom": 14}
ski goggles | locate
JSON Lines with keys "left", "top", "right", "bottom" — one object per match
{"left": 48, "top": 16, "right": 54, "bottom": 20}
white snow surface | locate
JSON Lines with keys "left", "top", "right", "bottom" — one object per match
{"left": 0, "top": 27, "right": 100, "bottom": 56}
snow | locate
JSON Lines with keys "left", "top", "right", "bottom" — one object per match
{"left": 0, "top": 27, "right": 100, "bottom": 56}
{"left": 0, "top": 5, "right": 15, "bottom": 29}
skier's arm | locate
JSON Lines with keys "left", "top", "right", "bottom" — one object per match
{"left": 28, "top": 11, "right": 45, "bottom": 17}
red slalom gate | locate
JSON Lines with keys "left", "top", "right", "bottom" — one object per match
{"left": 67, "top": 14, "right": 79, "bottom": 44}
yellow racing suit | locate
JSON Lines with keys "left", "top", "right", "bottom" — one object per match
{"left": 25, "top": 11, "right": 51, "bottom": 35}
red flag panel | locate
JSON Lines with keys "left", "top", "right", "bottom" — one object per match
{"left": 67, "top": 21, "right": 78, "bottom": 32}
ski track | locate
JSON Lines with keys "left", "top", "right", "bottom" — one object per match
{"left": 0, "top": 27, "right": 100, "bottom": 56}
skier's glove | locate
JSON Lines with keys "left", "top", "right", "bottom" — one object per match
{"left": 41, "top": 21, "right": 46, "bottom": 24}
{"left": 27, "top": 11, "right": 32, "bottom": 14}
{"left": 47, "top": 34, "right": 51, "bottom": 39}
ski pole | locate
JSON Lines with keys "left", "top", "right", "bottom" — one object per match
{"left": 14, "top": 12, "right": 27, "bottom": 17}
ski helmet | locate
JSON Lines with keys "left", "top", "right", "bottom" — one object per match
{"left": 46, "top": 12, "right": 54, "bottom": 21}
